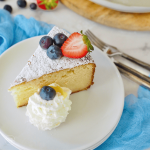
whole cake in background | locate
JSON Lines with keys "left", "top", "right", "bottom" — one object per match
{"left": 8, "top": 26, "right": 96, "bottom": 107}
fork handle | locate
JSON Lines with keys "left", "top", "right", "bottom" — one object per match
{"left": 117, "top": 66, "right": 150, "bottom": 88}
{"left": 121, "top": 53, "right": 150, "bottom": 71}
{"left": 114, "top": 61, "right": 150, "bottom": 88}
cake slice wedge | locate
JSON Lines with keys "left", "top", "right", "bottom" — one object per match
{"left": 8, "top": 26, "right": 96, "bottom": 107}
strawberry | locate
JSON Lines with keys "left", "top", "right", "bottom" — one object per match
{"left": 61, "top": 31, "right": 94, "bottom": 58}
{"left": 36, "top": 0, "right": 58, "bottom": 10}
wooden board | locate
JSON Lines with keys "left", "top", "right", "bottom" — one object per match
{"left": 60, "top": 0, "right": 150, "bottom": 31}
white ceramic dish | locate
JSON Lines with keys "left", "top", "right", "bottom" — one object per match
{"left": 1, "top": 118, "right": 119, "bottom": 150}
{"left": 0, "top": 36, "right": 124, "bottom": 150}
{"left": 90, "top": 0, "right": 150, "bottom": 13}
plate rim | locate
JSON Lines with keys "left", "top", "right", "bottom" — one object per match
{"left": 0, "top": 36, "right": 124, "bottom": 150}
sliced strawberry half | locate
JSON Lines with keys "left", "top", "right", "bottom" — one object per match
{"left": 61, "top": 31, "right": 94, "bottom": 58}
{"left": 36, "top": 0, "right": 58, "bottom": 10}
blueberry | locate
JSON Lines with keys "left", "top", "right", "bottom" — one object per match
{"left": 30, "top": 3, "right": 37, "bottom": 10}
{"left": 17, "top": 0, "right": 27, "bottom": 8}
{"left": 3, "top": 5, "right": 12, "bottom": 13}
{"left": 39, "top": 36, "right": 53, "bottom": 50}
{"left": 40, "top": 86, "right": 56, "bottom": 100}
{"left": 47, "top": 45, "right": 62, "bottom": 60}
{"left": 53, "top": 33, "right": 68, "bottom": 47}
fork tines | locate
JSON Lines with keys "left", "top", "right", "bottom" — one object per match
{"left": 85, "top": 30, "right": 107, "bottom": 51}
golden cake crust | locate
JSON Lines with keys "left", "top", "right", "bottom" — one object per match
{"left": 9, "top": 63, "right": 96, "bottom": 107}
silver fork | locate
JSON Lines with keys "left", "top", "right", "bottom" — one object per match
{"left": 85, "top": 30, "right": 150, "bottom": 88}
{"left": 85, "top": 30, "right": 150, "bottom": 71}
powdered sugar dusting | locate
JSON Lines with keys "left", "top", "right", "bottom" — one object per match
{"left": 10, "top": 26, "right": 94, "bottom": 88}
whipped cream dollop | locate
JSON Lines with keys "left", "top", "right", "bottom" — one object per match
{"left": 26, "top": 83, "right": 72, "bottom": 130}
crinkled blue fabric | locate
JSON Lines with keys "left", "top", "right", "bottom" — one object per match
{"left": 96, "top": 85, "right": 150, "bottom": 150}
{"left": 0, "top": 9, "right": 54, "bottom": 55}
{"left": 0, "top": 9, "right": 150, "bottom": 150}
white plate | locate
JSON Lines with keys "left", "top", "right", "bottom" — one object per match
{"left": 0, "top": 36, "right": 124, "bottom": 150}
{"left": 90, "top": 0, "right": 150, "bottom": 13}
{"left": 1, "top": 118, "right": 119, "bottom": 150}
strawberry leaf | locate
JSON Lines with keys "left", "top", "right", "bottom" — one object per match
{"left": 80, "top": 30, "right": 94, "bottom": 52}
{"left": 39, "top": 0, "right": 58, "bottom": 10}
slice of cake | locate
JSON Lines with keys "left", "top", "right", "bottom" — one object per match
{"left": 8, "top": 26, "right": 96, "bottom": 107}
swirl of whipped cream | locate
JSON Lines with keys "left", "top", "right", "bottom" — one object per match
{"left": 26, "top": 83, "right": 72, "bottom": 130}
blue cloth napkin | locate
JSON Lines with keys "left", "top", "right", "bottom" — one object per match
{"left": 0, "top": 9, "right": 54, "bottom": 55}
{"left": 0, "top": 9, "right": 150, "bottom": 150}
{"left": 96, "top": 86, "right": 150, "bottom": 150}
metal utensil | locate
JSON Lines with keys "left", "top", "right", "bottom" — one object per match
{"left": 115, "top": 61, "right": 150, "bottom": 88}
{"left": 85, "top": 29, "right": 150, "bottom": 70}
{"left": 85, "top": 30, "right": 150, "bottom": 88}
